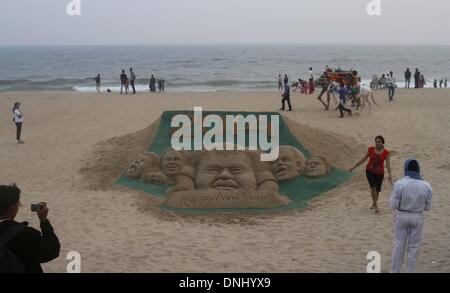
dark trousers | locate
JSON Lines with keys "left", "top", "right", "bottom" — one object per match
{"left": 414, "top": 79, "right": 418, "bottom": 88}
{"left": 281, "top": 95, "right": 292, "bottom": 110}
{"left": 16, "top": 122, "right": 22, "bottom": 141}
{"left": 388, "top": 86, "right": 395, "bottom": 101}
{"left": 120, "top": 83, "right": 128, "bottom": 94}
{"left": 339, "top": 103, "right": 351, "bottom": 117}
{"left": 130, "top": 81, "right": 136, "bottom": 94}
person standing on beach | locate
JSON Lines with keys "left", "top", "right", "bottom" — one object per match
{"left": 390, "top": 158, "right": 432, "bottom": 273}
{"left": 149, "top": 75, "right": 156, "bottom": 92}
{"left": 433, "top": 79, "right": 437, "bottom": 88}
{"left": 161, "top": 79, "right": 165, "bottom": 91}
{"left": 445, "top": 79, "right": 448, "bottom": 88}
{"left": 439, "top": 79, "right": 443, "bottom": 88}
{"left": 404, "top": 68, "right": 411, "bottom": 89}
{"left": 0, "top": 184, "right": 61, "bottom": 273}
{"left": 280, "top": 84, "right": 292, "bottom": 111}
{"left": 120, "top": 70, "right": 128, "bottom": 94}
{"left": 157, "top": 79, "right": 162, "bottom": 92}
{"left": 386, "top": 71, "right": 396, "bottom": 101}
{"left": 12, "top": 102, "right": 24, "bottom": 144}
{"left": 94, "top": 74, "right": 101, "bottom": 93}
{"left": 129, "top": 68, "right": 136, "bottom": 94}
{"left": 278, "top": 74, "right": 283, "bottom": 91}
{"left": 337, "top": 83, "right": 352, "bottom": 118}
{"left": 414, "top": 69, "right": 420, "bottom": 89}
{"left": 349, "top": 135, "right": 392, "bottom": 214}
{"left": 309, "top": 67, "right": 314, "bottom": 81}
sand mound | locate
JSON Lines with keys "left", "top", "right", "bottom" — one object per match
{"left": 79, "top": 119, "right": 160, "bottom": 189}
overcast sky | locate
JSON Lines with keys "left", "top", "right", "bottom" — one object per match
{"left": 1, "top": 0, "right": 449, "bottom": 45}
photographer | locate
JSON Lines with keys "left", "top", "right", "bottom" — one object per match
{"left": 0, "top": 184, "right": 60, "bottom": 273}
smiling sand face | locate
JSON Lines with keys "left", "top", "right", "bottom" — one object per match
{"left": 195, "top": 151, "right": 257, "bottom": 191}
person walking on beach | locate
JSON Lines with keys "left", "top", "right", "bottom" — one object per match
{"left": 390, "top": 158, "right": 432, "bottom": 273}
{"left": 337, "top": 83, "right": 352, "bottom": 118}
{"left": 283, "top": 74, "right": 289, "bottom": 89}
{"left": 404, "top": 68, "right": 411, "bottom": 89}
{"left": 386, "top": 71, "right": 396, "bottom": 101}
{"left": 414, "top": 69, "right": 420, "bottom": 89}
{"left": 280, "top": 84, "right": 292, "bottom": 111}
{"left": 120, "top": 70, "right": 128, "bottom": 94}
{"left": 278, "top": 74, "right": 283, "bottom": 91}
{"left": 12, "top": 102, "right": 24, "bottom": 144}
{"left": 129, "top": 68, "right": 136, "bottom": 94}
{"left": 349, "top": 135, "right": 392, "bottom": 214}
{"left": 94, "top": 74, "right": 101, "bottom": 93}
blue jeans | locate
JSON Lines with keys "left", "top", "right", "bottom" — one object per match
{"left": 388, "top": 86, "right": 395, "bottom": 101}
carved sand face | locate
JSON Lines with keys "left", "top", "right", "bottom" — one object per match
{"left": 162, "top": 150, "right": 184, "bottom": 177}
{"left": 271, "top": 146, "right": 305, "bottom": 181}
{"left": 142, "top": 170, "right": 168, "bottom": 185}
{"left": 195, "top": 152, "right": 257, "bottom": 190}
{"left": 127, "top": 154, "right": 154, "bottom": 179}
{"left": 305, "top": 156, "right": 328, "bottom": 178}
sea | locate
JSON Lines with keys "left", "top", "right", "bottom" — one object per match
{"left": 0, "top": 45, "right": 449, "bottom": 92}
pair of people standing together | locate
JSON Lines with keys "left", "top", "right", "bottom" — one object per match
{"left": 350, "top": 136, "right": 432, "bottom": 273}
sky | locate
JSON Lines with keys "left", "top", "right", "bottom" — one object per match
{"left": 1, "top": 0, "right": 449, "bottom": 46}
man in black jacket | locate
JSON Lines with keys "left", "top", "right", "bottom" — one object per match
{"left": 404, "top": 68, "right": 411, "bottom": 89}
{"left": 0, "top": 184, "right": 60, "bottom": 273}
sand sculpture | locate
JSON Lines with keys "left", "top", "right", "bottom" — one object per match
{"left": 271, "top": 145, "right": 306, "bottom": 181}
{"left": 125, "top": 146, "right": 332, "bottom": 209}
{"left": 305, "top": 155, "right": 332, "bottom": 178}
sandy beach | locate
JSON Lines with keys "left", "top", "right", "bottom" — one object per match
{"left": 1, "top": 88, "right": 449, "bottom": 273}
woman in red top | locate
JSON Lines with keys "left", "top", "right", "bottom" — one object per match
{"left": 349, "top": 135, "right": 392, "bottom": 214}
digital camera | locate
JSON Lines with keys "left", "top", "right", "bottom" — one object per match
{"left": 31, "top": 203, "right": 44, "bottom": 212}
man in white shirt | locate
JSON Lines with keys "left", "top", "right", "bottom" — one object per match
{"left": 389, "top": 158, "right": 432, "bottom": 273}
{"left": 12, "top": 102, "right": 24, "bottom": 144}
{"left": 386, "top": 71, "right": 396, "bottom": 102}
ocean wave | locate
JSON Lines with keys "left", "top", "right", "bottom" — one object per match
{"left": 0, "top": 77, "right": 440, "bottom": 92}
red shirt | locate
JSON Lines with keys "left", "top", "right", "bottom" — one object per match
{"left": 366, "top": 147, "right": 389, "bottom": 175}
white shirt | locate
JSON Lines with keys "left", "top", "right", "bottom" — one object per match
{"left": 13, "top": 109, "right": 23, "bottom": 123}
{"left": 386, "top": 76, "right": 396, "bottom": 87}
{"left": 389, "top": 176, "right": 432, "bottom": 212}
{"left": 309, "top": 70, "right": 313, "bottom": 79}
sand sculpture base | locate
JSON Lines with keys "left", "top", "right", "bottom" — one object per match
{"left": 163, "top": 189, "right": 292, "bottom": 209}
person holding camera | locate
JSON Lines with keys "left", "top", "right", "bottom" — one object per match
{"left": 0, "top": 184, "right": 60, "bottom": 273}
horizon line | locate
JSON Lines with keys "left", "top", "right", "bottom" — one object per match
{"left": 1, "top": 43, "right": 450, "bottom": 47}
